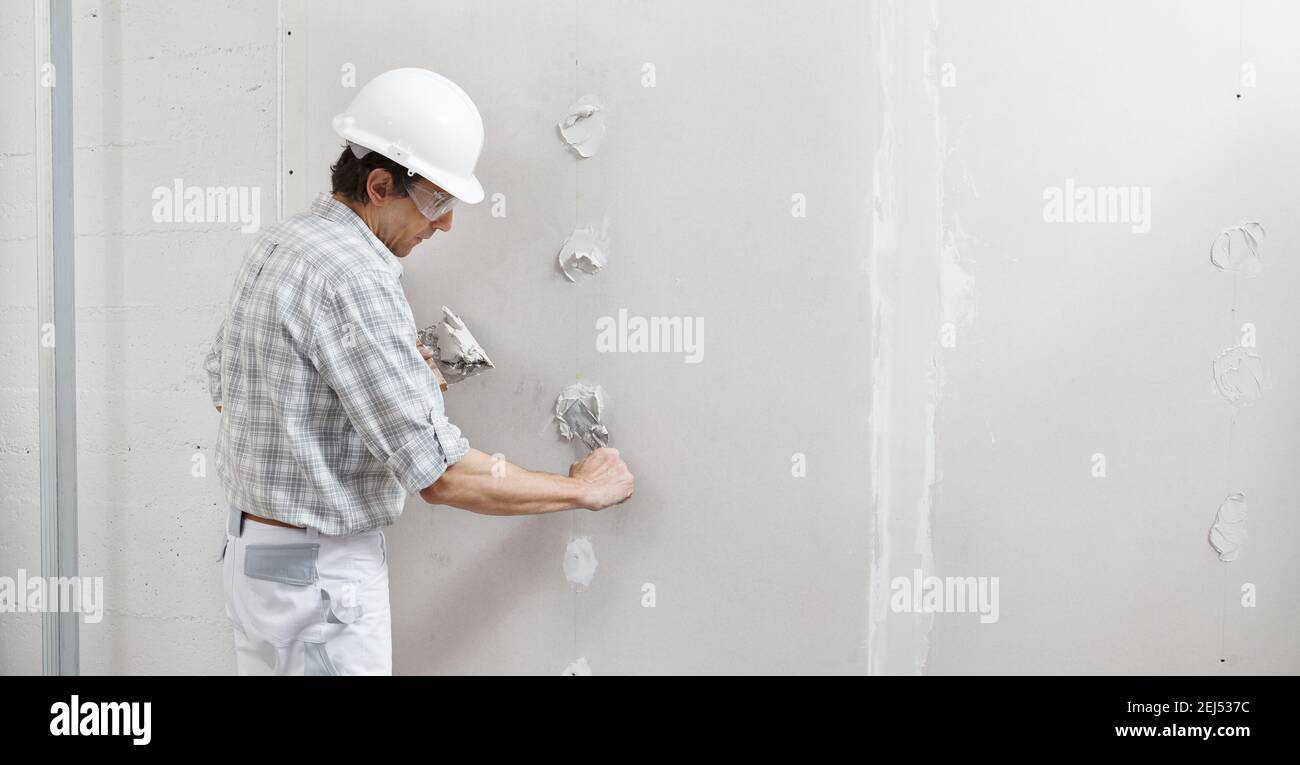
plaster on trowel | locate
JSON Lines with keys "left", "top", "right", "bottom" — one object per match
{"left": 417, "top": 305, "right": 494, "bottom": 391}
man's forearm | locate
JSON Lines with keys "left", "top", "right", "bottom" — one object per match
{"left": 420, "top": 448, "right": 589, "bottom": 516}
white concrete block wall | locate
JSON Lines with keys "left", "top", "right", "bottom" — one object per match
{"left": 0, "top": 1, "right": 277, "bottom": 674}
{"left": 0, "top": 0, "right": 45, "bottom": 676}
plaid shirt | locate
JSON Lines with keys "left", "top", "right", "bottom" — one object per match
{"left": 204, "top": 192, "right": 470, "bottom": 535}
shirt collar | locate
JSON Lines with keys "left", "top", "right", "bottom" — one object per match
{"left": 311, "top": 192, "right": 404, "bottom": 279}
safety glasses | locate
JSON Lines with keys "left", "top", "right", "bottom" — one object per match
{"left": 404, "top": 178, "right": 459, "bottom": 222}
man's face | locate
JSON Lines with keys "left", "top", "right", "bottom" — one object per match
{"left": 374, "top": 174, "right": 455, "bottom": 257}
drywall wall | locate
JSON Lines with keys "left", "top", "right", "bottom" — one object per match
{"left": 286, "top": 0, "right": 1300, "bottom": 675}
{"left": 284, "top": 0, "right": 875, "bottom": 674}
{"left": 870, "top": 0, "right": 1300, "bottom": 673}
{"left": 1, "top": 0, "right": 1296, "bottom": 675}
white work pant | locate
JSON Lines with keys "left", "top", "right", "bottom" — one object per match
{"left": 219, "top": 508, "right": 392, "bottom": 675}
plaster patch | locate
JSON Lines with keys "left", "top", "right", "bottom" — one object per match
{"left": 1209, "top": 493, "right": 1247, "bottom": 562}
{"left": 939, "top": 217, "right": 982, "bottom": 328}
{"left": 417, "top": 305, "right": 494, "bottom": 384}
{"left": 563, "top": 657, "right": 593, "bottom": 676}
{"left": 1210, "top": 221, "right": 1266, "bottom": 276}
{"left": 940, "top": 254, "right": 977, "bottom": 328}
{"left": 557, "top": 226, "right": 608, "bottom": 283}
{"left": 866, "top": 0, "right": 899, "bottom": 677}
{"left": 557, "top": 94, "right": 606, "bottom": 158}
{"left": 1212, "top": 346, "right": 1266, "bottom": 407}
{"left": 555, "top": 382, "right": 609, "bottom": 450}
{"left": 563, "top": 536, "right": 598, "bottom": 589}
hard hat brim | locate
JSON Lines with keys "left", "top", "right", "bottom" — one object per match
{"left": 333, "top": 117, "right": 485, "bottom": 205}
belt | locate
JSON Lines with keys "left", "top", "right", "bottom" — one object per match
{"left": 242, "top": 511, "right": 305, "bottom": 530}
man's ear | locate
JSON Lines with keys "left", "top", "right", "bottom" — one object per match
{"left": 365, "top": 168, "right": 396, "bottom": 207}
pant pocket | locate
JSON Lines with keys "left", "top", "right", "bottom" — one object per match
{"left": 313, "top": 530, "right": 391, "bottom": 627}
{"left": 319, "top": 533, "right": 385, "bottom": 625}
{"left": 243, "top": 543, "right": 320, "bottom": 585}
{"left": 236, "top": 543, "right": 324, "bottom": 643}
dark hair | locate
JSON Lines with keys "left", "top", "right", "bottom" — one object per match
{"left": 329, "top": 145, "right": 419, "bottom": 204}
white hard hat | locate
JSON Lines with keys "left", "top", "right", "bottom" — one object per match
{"left": 332, "top": 68, "right": 485, "bottom": 204}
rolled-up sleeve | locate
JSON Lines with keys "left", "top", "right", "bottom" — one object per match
{"left": 203, "top": 320, "right": 225, "bottom": 408}
{"left": 309, "top": 271, "right": 471, "bottom": 494}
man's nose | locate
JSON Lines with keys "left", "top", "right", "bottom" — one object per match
{"left": 431, "top": 210, "right": 454, "bottom": 232}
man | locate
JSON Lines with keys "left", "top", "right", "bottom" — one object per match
{"left": 203, "top": 68, "right": 634, "bottom": 676}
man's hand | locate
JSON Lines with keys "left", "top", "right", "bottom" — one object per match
{"left": 417, "top": 342, "right": 448, "bottom": 392}
{"left": 569, "top": 447, "right": 635, "bottom": 511}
